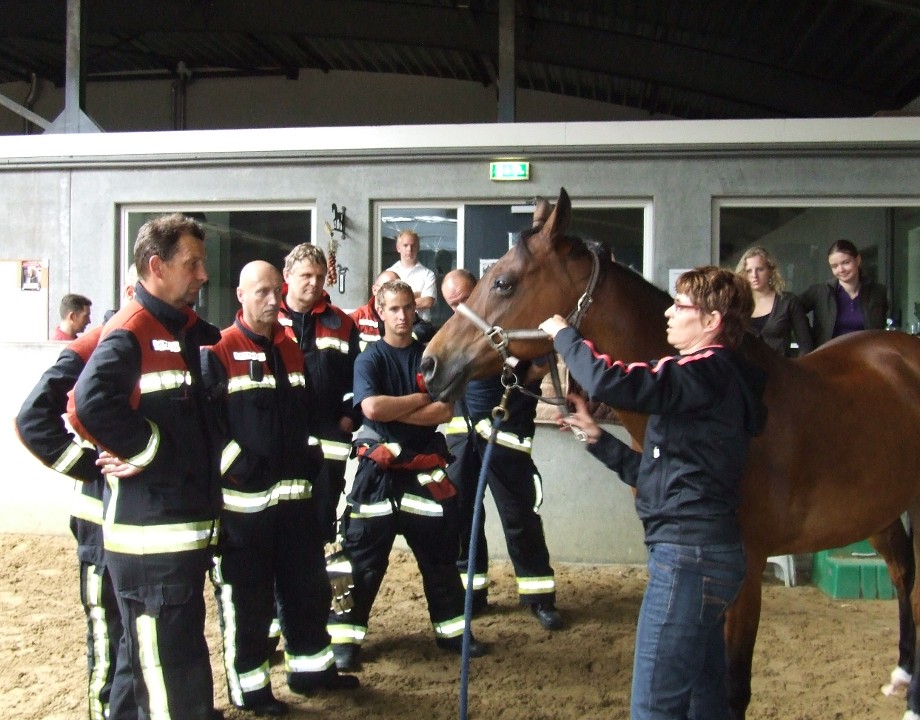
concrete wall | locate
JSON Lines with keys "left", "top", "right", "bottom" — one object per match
{"left": 3, "top": 117, "right": 920, "bottom": 561}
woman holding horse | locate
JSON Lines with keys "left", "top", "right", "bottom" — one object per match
{"left": 539, "top": 266, "right": 767, "bottom": 720}
{"left": 799, "top": 238, "right": 889, "bottom": 346}
{"left": 735, "top": 246, "right": 813, "bottom": 356}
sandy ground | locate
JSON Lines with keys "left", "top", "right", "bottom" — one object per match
{"left": 0, "top": 533, "right": 906, "bottom": 720}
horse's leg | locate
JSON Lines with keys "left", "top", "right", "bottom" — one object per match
{"left": 902, "top": 509, "right": 920, "bottom": 720}
{"left": 724, "top": 553, "right": 764, "bottom": 720}
{"left": 869, "top": 519, "right": 915, "bottom": 698}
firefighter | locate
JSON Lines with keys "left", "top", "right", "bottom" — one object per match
{"left": 440, "top": 269, "right": 562, "bottom": 630}
{"left": 279, "top": 243, "right": 361, "bottom": 544}
{"left": 15, "top": 269, "right": 139, "bottom": 720}
{"left": 71, "top": 214, "right": 223, "bottom": 720}
{"left": 327, "top": 279, "right": 487, "bottom": 671}
{"left": 202, "top": 261, "right": 359, "bottom": 716}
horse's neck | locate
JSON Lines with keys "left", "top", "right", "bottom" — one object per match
{"left": 577, "top": 265, "right": 672, "bottom": 444}
{"left": 582, "top": 266, "right": 672, "bottom": 363}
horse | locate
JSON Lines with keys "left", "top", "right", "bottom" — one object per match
{"left": 420, "top": 188, "right": 920, "bottom": 719}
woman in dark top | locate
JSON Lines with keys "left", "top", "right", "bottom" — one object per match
{"left": 540, "top": 266, "right": 766, "bottom": 720}
{"left": 735, "top": 246, "right": 813, "bottom": 356}
{"left": 799, "top": 239, "right": 889, "bottom": 347}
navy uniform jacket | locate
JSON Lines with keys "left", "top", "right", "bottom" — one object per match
{"left": 201, "top": 312, "right": 323, "bottom": 500}
{"left": 554, "top": 326, "right": 766, "bottom": 547}
{"left": 16, "top": 326, "right": 105, "bottom": 564}
{"left": 72, "top": 283, "right": 223, "bottom": 557}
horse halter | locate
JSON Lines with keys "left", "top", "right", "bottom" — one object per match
{"left": 454, "top": 243, "right": 603, "bottom": 425}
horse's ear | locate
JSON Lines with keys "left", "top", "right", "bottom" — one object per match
{"left": 543, "top": 187, "right": 572, "bottom": 239}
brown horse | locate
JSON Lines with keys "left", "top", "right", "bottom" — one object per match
{"left": 421, "top": 188, "right": 920, "bottom": 719}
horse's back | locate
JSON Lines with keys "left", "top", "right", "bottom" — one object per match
{"left": 740, "top": 330, "right": 920, "bottom": 555}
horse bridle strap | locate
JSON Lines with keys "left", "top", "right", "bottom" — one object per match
{"left": 454, "top": 242, "right": 602, "bottom": 365}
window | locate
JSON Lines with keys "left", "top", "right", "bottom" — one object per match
{"left": 123, "top": 205, "right": 313, "bottom": 328}
{"left": 377, "top": 200, "right": 650, "bottom": 328}
{"left": 717, "top": 200, "right": 920, "bottom": 331}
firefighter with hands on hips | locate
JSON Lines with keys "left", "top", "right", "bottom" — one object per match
{"left": 201, "top": 261, "right": 359, "bottom": 717}
{"left": 15, "top": 266, "right": 139, "bottom": 720}
{"left": 327, "top": 279, "right": 488, "bottom": 671}
{"left": 440, "top": 269, "right": 562, "bottom": 630}
{"left": 279, "top": 243, "right": 361, "bottom": 544}
{"left": 70, "top": 214, "right": 225, "bottom": 720}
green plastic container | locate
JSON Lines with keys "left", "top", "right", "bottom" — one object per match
{"left": 812, "top": 539, "right": 895, "bottom": 600}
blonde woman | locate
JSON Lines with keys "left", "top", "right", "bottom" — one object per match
{"left": 736, "top": 246, "right": 813, "bottom": 356}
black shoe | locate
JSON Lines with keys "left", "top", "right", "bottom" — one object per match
{"left": 240, "top": 698, "right": 289, "bottom": 717}
{"left": 288, "top": 668, "right": 360, "bottom": 695}
{"left": 436, "top": 635, "right": 488, "bottom": 657}
{"left": 211, "top": 711, "right": 226, "bottom": 720}
{"left": 530, "top": 602, "right": 563, "bottom": 630}
{"left": 332, "top": 643, "right": 361, "bottom": 671}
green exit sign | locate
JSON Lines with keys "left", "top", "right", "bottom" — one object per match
{"left": 490, "top": 161, "right": 530, "bottom": 181}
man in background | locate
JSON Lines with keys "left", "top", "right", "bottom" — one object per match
{"left": 51, "top": 293, "right": 92, "bottom": 340}
{"left": 441, "top": 268, "right": 562, "bottom": 631}
{"left": 16, "top": 267, "right": 138, "bottom": 720}
{"left": 387, "top": 230, "right": 436, "bottom": 322}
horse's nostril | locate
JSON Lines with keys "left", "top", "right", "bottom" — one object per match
{"left": 419, "top": 355, "right": 436, "bottom": 379}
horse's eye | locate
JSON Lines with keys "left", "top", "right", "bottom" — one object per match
{"left": 492, "top": 276, "right": 514, "bottom": 296}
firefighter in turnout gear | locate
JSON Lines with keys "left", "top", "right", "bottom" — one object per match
{"left": 15, "top": 269, "right": 139, "bottom": 720}
{"left": 71, "top": 215, "right": 224, "bottom": 720}
{"left": 279, "top": 243, "right": 361, "bottom": 544}
{"left": 327, "top": 280, "right": 487, "bottom": 672}
{"left": 441, "top": 269, "right": 562, "bottom": 631}
{"left": 202, "top": 261, "right": 359, "bottom": 717}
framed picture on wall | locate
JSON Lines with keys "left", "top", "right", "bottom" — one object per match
{"left": 479, "top": 258, "right": 498, "bottom": 278}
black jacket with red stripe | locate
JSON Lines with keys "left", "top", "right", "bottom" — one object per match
{"left": 72, "top": 283, "right": 223, "bottom": 542}
{"left": 279, "top": 291, "right": 361, "bottom": 438}
{"left": 201, "top": 312, "right": 323, "bottom": 492}
{"left": 16, "top": 326, "right": 105, "bottom": 564}
{"left": 555, "top": 326, "right": 766, "bottom": 547}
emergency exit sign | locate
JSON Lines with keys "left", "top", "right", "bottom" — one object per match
{"left": 490, "top": 161, "right": 530, "bottom": 181}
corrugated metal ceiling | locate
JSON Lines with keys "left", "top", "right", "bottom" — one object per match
{"left": 1, "top": 0, "right": 919, "bottom": 120}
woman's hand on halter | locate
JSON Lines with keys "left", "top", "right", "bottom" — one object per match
{"left": 556, "top": 393, "right": 602, "bottom": 445}
{"left": 538, "top": 314, "right": 569, "bottom": 339}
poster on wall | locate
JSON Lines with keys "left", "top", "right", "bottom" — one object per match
{"left": 479, "top": 258, "right": 498, "bottom": 278}
{"left": 20, "top": 260, "right": 43, "bottom": 291}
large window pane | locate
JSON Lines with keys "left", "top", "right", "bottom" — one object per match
{"left": 719, "top": 203, "right": 920, "bottom": 330}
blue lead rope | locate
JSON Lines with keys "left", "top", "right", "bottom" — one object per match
{"left": 458, "top": 412, "right": 503, "bottom": 720}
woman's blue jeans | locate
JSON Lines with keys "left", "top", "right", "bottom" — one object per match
{"left": 630, "top": 542, "right": 746, "bottom": 720}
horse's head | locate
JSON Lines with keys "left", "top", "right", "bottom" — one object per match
{"left": 422, "top": 187, "right": 596, "bottom": 401}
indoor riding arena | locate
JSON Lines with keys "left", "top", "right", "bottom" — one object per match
{"left": 3, "top": 3, "right": 920, "bottom": 719}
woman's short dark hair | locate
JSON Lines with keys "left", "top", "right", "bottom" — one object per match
{"left": 134, "top": 214, "right": 205, "bottom": 279}
{"left": 826, "top": 238, "right": 864, "bottom": 280}
{"left": 826, "top": 238, "right": 860, "bottom": 259}
{"left": 676, "top": 266, "right": 753, "bottom": 349}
